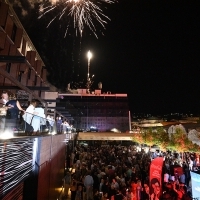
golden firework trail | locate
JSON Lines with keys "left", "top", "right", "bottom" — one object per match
{"left": 39, "top": 0, "right": 116, "bottom": 37}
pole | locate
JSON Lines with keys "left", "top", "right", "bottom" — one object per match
{"left": 87, "top": 59, "right": 90, "bottom": 93}
{"left": 87, "top": 51, "right": 92, "bottom": 94}
{"left": 128, "top": 110, "right": 131, "bottom": 131}
{"left": 88, "top": 58, "right": 90, "bottom": 79}
{"left": 87, "top": 101, "right": 88, "bottom": 130}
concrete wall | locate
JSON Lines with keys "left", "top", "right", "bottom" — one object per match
{"left": 37, "top": 134, "right": 66, "bottom": 200}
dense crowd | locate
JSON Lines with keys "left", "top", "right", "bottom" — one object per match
{"left": 63, "top": 143, "right": 200, "bottom": 200}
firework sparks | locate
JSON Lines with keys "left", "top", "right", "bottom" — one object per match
{"left": 38, "top": 0, "right": 116, "bottom": 37}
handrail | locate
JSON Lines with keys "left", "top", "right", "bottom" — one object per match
{"left": 0, "top": 110, "right": 77, "bottom": 136}
{"left": 23, "top": 111, "right": 55, "bottom": 123}
{"left": 0, "top": 103, "right": 54, "bottom": 121}
{"left": 21, "top": 111, "right": 56, "bottom": 134}
{"left": 0, "top": 111, "right": 56, "bottom": 135}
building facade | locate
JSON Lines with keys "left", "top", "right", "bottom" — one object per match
{"left": 57, "top": 90, "right": 130, "bottom": 132}
{"left": 0, "top": 0, "right": 47, "bottom": 98}
{"left": 0, "top": 2, "right": 68, "bottom": 200}
{"left": 0, "top": 135, "right": 66, "bottom": 200}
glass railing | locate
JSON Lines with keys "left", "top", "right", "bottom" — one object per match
{"left": 0, "top": 111, "right": 56, "bottom": 136}
{"left": 0, "top": 111, "right": 77, "bottom": 138}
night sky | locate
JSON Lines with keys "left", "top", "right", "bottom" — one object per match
{"left": 12, "top": 0, "right": 200, "bottom": 115}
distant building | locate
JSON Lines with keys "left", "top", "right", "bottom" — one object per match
{"left": 56, "top": 89, "right": 130, "bottom": 132}
{"left": 131, "top": 117, "right": 164, "bottom": 128}
{"left": 131, "top": 116, "right": 200, "bottom": 131}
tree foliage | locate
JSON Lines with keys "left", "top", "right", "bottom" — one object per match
{"left": 132, "top": 127, "right": 200, "bottom": 153}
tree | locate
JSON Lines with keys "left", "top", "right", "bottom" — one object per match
{"left": 132, "top": 127, "right": 200, "bottom": 153}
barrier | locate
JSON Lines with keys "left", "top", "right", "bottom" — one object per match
{"left": 0, "top": 111, "right": 55, "bottom": 136}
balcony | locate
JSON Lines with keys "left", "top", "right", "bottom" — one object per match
{"left": 0, "top": 111, "right": 77, "bottom": 199}
{"left": 0, "top": 111, "right": 76, "bottom": 139}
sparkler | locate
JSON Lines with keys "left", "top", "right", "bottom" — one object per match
{"left": 38, "top": 0, "right": 116, "bottom": 37}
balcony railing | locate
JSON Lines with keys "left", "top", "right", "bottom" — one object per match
{"left": 0, "top": 112, "right": 77, "bottom": 139}
{"left": 0, "top": 111, "right": 56, "bottom": 137}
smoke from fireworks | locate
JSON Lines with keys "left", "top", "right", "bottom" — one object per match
{"left": 38, "top": 0, "right": 116, "bottom": 37}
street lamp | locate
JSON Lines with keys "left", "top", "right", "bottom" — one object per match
{"left": 86, "top": 50, "right": 92, "bottom": 93}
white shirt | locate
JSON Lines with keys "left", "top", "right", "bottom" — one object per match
{"left": 164, "top": 173, "right": 169, "bottom": 183}
{"left": 23, "top": 105, "right": 35, "bottom": 124}
{"left": 34, "top": 107, "right": 46, "bottom": 125}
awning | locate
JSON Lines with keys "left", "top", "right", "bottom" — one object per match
{"left": 77, "top": 132, "right": 133, "bottom": 140}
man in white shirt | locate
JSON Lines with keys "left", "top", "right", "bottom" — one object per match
{"left": 189, "top": 158, "right": 193, "bottom": 170}
{"left": 62, "top": 120, "right": 71, "bottom": 133}
{"left": 23, "top": 100, "right": 38, "bottom": 133}
{"left": 50, "top": 116, "right": 55, "bottom": 132}
{"left": 31, "top": 107, "right": 46, "bottom": 132}
{"left": 23, "top": 100, "right": 37, "bottom": 124}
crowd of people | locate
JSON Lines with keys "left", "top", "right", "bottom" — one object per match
{"left": 56, "top": 117, "right": 73, "bottom": 133}
{"left": 63, "top": 142, "right": 200, "bottom": 200}
{"left": 1, "top": 91, "right": 200, "bottom": 200}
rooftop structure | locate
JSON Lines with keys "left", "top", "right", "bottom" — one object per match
{"left": 56, "top": 89, "right": 130, "bottom": 132}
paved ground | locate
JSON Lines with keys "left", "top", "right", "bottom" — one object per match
{"left": 60, "top": 190, "right": 71, "bottom": 200}
{"left": 61, "top": 195, "right": 70, "bottom": 200}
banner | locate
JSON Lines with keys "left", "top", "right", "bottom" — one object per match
{"left": 190, "top": 171, "right": 200, "bottom": 198}
{"left": 149, "top": 157, "right": 164, "bottom": 200}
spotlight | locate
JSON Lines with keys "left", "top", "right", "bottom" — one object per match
{"left": 0, "top": 130, "right": 14, "bottom": 139}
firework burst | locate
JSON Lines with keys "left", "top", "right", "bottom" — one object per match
{"left": 39, "top": 0, "right": 116, "bottom": 37}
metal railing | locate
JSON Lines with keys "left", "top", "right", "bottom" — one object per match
{"left": 0, "top": 111, "right": 56, "bottom": 136}
{"left": 0, "top": 111, "right": 77, "bottom": 138}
